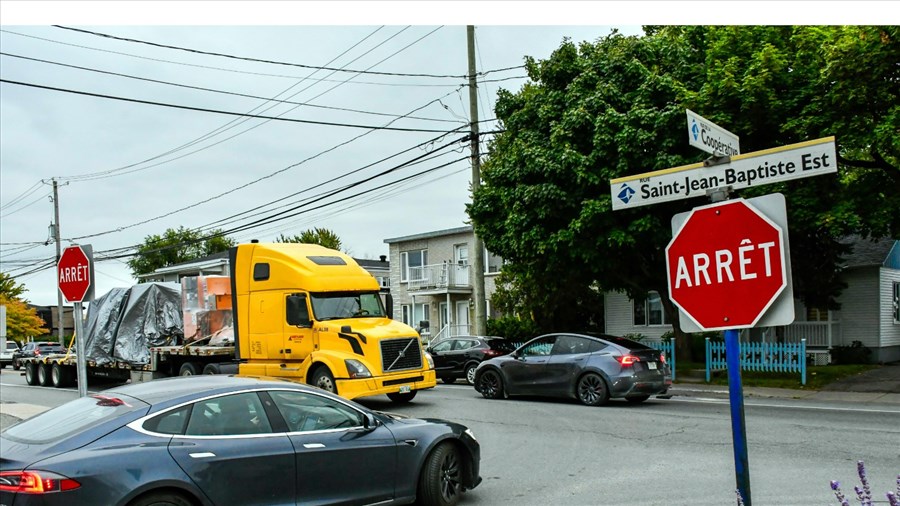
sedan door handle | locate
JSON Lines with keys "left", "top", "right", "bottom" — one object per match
{"left": 189, "top": 452, "right": 216, "bottom": 459}
{"left": 303, "top": 443, "right": 326, "bottom": 449}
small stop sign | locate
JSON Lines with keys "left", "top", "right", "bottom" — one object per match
{"left": 665, "top": 199, "right": 786, "bottom": 331}
{"left": 58, "top": 245, "right": 93, "bottom": 303}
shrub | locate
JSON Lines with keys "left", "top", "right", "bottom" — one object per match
{"left": 830, "top": 341, "right": 872, "bottom": 365}
{"left": 486, "top": 316, "right": 539, "bottom": 344}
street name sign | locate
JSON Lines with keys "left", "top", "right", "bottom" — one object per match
{"left": 686, "top": 109, "right": 740, "bottom": 156}
{"left": 666, "top": 194, "right": 794, "bottom": 332}
{"left": 610, "top": 136, "right": 836, "bottom": 210}
{"left": 58, "top": 245, "right": 94, "bottom": 303}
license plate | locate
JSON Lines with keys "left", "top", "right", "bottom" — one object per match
{"left": 399, "top": 385, "right": 411, "bottom": 393}
{"left": 648, "top": 362, "right": 657, "bottom": 370}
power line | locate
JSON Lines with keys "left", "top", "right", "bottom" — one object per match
{"left": 52, "top": 25, "right": 524, "bottom": 79}
{"left": 0, "top": 79, "right": 459, "bottom": 134}
{"left": 0, "top": 56, "right": 459, "bottom": 125}
{"left": 0, "top": 28, "right": 471, "bottom": 87}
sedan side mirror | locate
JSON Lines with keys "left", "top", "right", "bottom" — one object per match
{"left": 351, "top": 413, "right": 378, "bottom": 433}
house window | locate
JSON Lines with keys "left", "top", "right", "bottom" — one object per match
{"left": 414, "top": 303, "right": 431, "bottom": 328}
{"left": 401, "top": 305, "right": 411, "bottom": 325}
{"left": 633, "top": 291, "right": 668, "bottom": 326}
{"left": 893, "top": 281, "right": 899, "bottom": 324}
{"left": 484, "top": 248, "right": 503, "bottom": 274}
{"left": 400, "top": 249, "right": 427, "bottom": 282}
{"left": 806, "top": 306, "right": 829, "bottom": 322}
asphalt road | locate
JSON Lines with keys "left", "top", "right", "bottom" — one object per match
{"left": 2, "top": 370, "right": 898, "bottom": 505}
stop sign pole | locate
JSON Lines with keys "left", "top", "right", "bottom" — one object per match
{"left": 57, "top": 244, "right": 94, "bottom": 398}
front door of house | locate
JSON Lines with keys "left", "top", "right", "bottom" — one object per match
{"left": 455, "top": 301, "right": 470, "bottom": 336}
{"left": 454, "top": 244, "right": 469, "bottom": 286}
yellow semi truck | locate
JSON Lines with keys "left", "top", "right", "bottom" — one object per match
{"left": 231, "top": 241, "right": 436, "bottom": 402}
{"left": 21, "top": 242, "right": 436, "bottom": 403}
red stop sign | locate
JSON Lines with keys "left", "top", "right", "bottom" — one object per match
{"left": 665, "top": 199, "right": 786, "bottom": 331}
{"left": 58, "top": 245, "right": 92, "bottom": 303}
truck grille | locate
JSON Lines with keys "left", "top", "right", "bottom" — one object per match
{"left": 381, "top": 337, "right": 422, "bottom": 372}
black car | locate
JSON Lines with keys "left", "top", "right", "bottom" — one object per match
{"left": 473, "top": 333, "right": 671, "bottom": 406}
{"left": 1, "top": 375, "right": 481, "bottom": 506}
{"left": 427, "top": 336, "right": 518, "bottom": 385}
{"left": 11, "top": 341, "right": 65, "bottom": 370}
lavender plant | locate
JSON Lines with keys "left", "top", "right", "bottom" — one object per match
{"left": 830, "top": 461, "right": 900, "bottom": 506}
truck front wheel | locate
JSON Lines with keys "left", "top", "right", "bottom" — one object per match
{"left": 310, "top": 367, "right": 337, "bottom": 394}
{"left": 387, "top": 391, "right": 417, "bottom": 403}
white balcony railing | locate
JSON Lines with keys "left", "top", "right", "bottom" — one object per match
{"left": 782, "top": 321, "right": 841, "bottom": 348}
{"left": 408, "top": 263, "right": 472, "bottom": 292}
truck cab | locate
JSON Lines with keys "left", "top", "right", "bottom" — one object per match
{"left": 231, "top": 242, "right": 436, "bottom": 402}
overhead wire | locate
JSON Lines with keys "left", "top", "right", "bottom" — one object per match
{"left": 52, "top": 25, "right": 525, "bottom": 79}
{"left": 0, "top": 29, "right": 470, "bottom": 87}
{"left": 0, "top": 180, "right": 44, "bottom": 211}
{"left": 0, "top": 79, "right": 458, "bottom": 134}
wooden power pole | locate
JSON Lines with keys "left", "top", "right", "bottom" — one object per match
{"left": 467, "top": 26, "right": 487, "bottom": 336}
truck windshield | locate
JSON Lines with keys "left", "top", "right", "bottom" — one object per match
{"left": 310, "top": 292, "right": 386, "bottom": 321}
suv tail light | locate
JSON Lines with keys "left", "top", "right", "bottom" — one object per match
{"left": 659, "top": 353, "right": 667, "bottom": 364}
{"left": 616, "top": 355, "right": 639, "bottom": 366}
{"left": 483, "top": 349, "right": 503, "bottom": 358}
{"left": 0, "top": 471, "right": 81, "bottom": 494}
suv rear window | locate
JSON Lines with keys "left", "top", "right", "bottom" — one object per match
{"left": 2, "top": 394, "right": 147, "bottom": 444}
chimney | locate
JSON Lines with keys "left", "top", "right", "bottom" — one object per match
{"left": 379, "top": 255, "right": 387, "bottom": 262}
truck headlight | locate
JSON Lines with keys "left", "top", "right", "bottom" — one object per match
{"left": 424, "top": 351, "right": 434, "bottom": 369}
{"left": 345, "top": 359, "right": 372, "bottom": 379}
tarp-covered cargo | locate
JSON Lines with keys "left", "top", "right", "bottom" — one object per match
{"left": 84, "top": 282, "right": 184, "bottom": 365}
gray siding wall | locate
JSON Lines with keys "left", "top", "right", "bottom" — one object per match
{"left": 604, "top": 291, "right": 672, "bottom": 339}
{"left": 836, "top": 268, "right": 880, "bottom": 347}
{"left": 879, "top": 267, "right": 900, "bottom": 347}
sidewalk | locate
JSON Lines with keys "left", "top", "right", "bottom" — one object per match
{"left": 669, "top": 380, "right": 900, "bottom": 406}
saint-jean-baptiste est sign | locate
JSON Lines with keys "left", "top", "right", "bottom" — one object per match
{"left": 610, "top": 136, "right": 836, "bottom": 211}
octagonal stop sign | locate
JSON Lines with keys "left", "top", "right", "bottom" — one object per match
{"left": 666, "top": 198, "right": 787, "bottom": 331}
{"left": 58, "top": 245, "right": 93, "bottom": 303}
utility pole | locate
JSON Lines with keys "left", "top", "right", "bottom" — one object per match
{"left": 467, "top": 26, "right": 487, "bottom": 336}
{"left": 51, "top": 178, "right": 64, "bottom": 346}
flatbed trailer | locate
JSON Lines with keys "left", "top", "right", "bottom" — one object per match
{"left": 20, "top": 342, "right": 237, "bottom": 388}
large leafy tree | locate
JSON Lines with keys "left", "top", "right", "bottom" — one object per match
{"left": 468, "top": 26, "right": 899, "bottom": 360}
{"left": 0, "top": 273, "right": 48, "bottom": 341}
{"left": 127, "top": 227, "right": 235, "bottom": 277}
{"left": 274, "top": 228, "right": 343, "bottom": 251}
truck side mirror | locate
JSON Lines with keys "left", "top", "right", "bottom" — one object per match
{"left": 286, "top": 295, "right": 311, "bottom": 327}
{"left": 385, "top": 293, "right": 394, "bottom": 318}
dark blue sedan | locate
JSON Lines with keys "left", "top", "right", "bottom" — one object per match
{"left": 0, "top": 375, "right": 481, "bottom": 506}
{"left": 473, "top": 333, "right": 671, "bottom": 406}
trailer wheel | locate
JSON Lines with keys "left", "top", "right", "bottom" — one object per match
{"left": 38, "top": 363, "right": 53, "bottom": 386}
{"left": 179, "top": 362, "right": 201, "bottom": 376}
{"left": 51, "top": 363, "right": 75, "bottom": 388}
{"left": 202, "top": 363, "right": 221, "bottom": 375}
{"left": 24, "top": 362, "right": 39, "bottom": 385}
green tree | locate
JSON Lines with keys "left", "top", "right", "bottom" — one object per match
{"left": 127, "top": 227, "right": 235, "bottom": 278}
{"left": 468, "top": 26, "right": 899, "bottom": 361}
{"left": 275, "top": 228, "right": 343, "bottom": 251}
{"left": 0, "top": 271, "right": 28, "bottom": 300}
{"left": 0, "top": 273, "right": 47, "bottom": 342}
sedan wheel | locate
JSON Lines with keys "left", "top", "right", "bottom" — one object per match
{"left": 577, "top": 373, "right": 610, "bottom": 406}
{"left": 418, "top": 442, "right": 462, "bottom": 506}
{"left": 464, "top": 364, "right": 477, "bottom": 385}
{"left": 477, "top": 369, "right": 504, "bottom": 399}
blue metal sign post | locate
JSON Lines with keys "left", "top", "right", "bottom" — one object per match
{"left": 725, "top": 328, "right": 751, "bottom": 504}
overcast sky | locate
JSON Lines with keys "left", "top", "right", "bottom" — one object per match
{"left": 0, "top": 2, "right": 882, "bottom": 307}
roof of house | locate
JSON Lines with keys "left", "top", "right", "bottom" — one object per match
{"left": 383, "top": 225, "right": 473, "bottom": 244}
{"left": 840, "top": 236, "right": 899, "bottom": 268}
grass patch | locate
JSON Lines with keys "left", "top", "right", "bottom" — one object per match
{"left": 675, "top": 362, "right": 878, "bottom": 390}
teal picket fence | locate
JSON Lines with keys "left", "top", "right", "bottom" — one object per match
{"left": 644, "top": 339, "right": 676, "bottom": 381}
{"left": 705, "top": 337, "right": 806, "bottom": 385}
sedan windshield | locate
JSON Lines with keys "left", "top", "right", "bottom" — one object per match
{"left": 310, "top": 291, "right": 385, "bottom": 321}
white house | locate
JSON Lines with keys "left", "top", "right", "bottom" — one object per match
{"left": 384, "top": 226, "right": 503, "bottom": 341}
